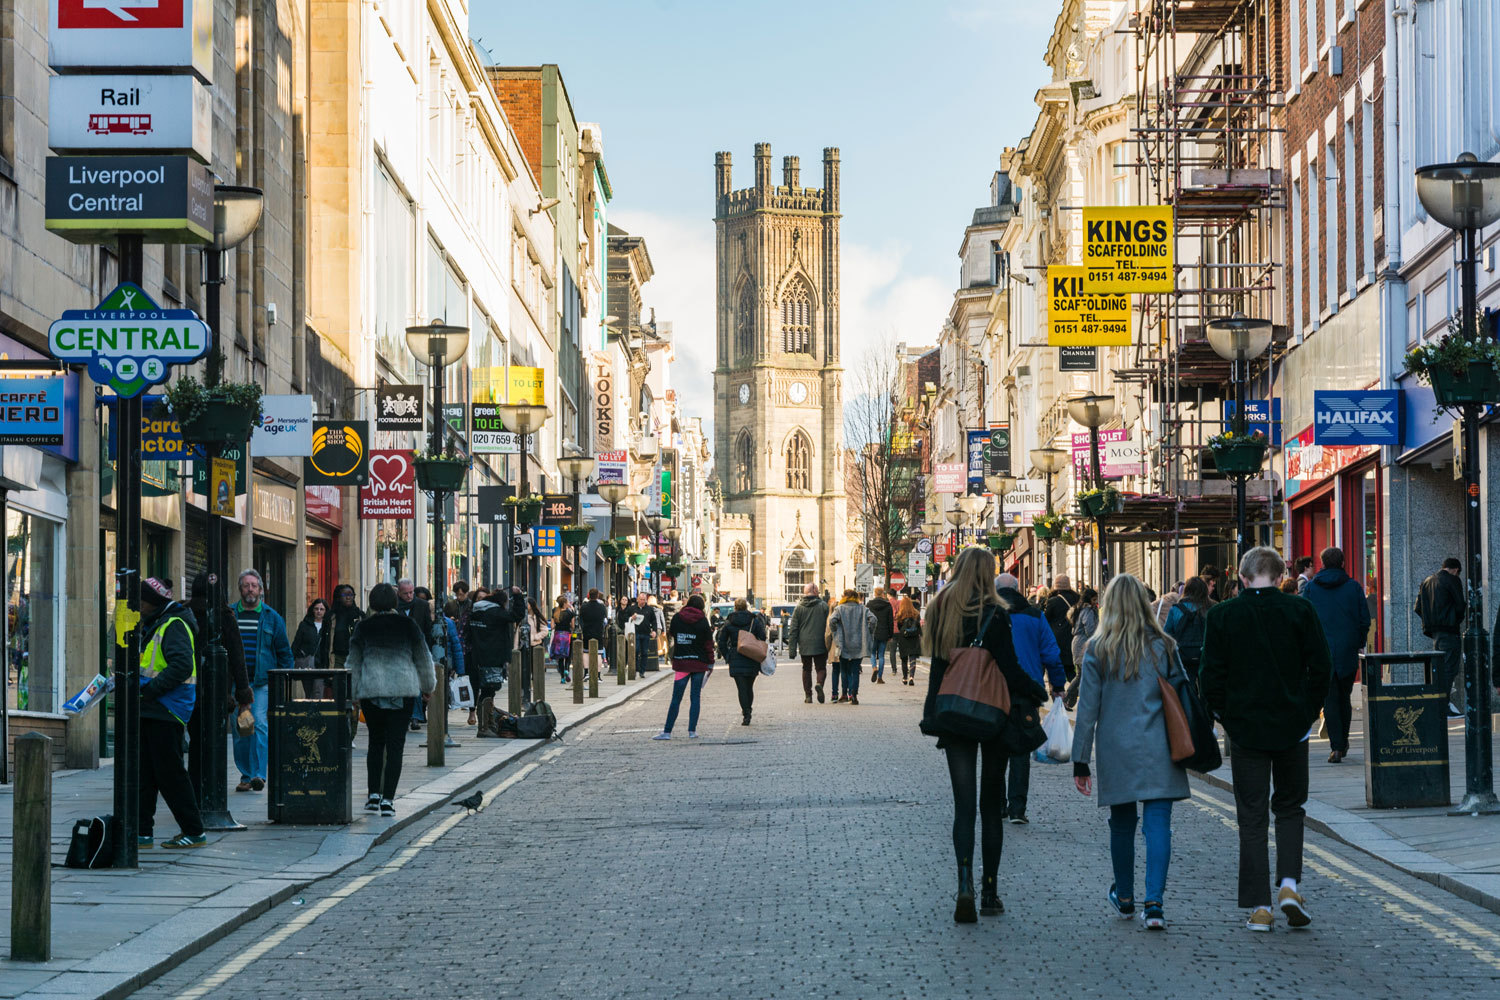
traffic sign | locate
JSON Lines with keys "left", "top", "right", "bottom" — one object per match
{"left": 49, "top": 0, "right": 214, "bottom": 80}
{"left": 889, "top": 571, "right": 907, "bottom": 591}
{"left": 48, "top": 283, "right": 208, "bottom": 397}
{"left": 1082, "top": 205, "right": 1174, "bottom": 293}
{"left": 511, "top": 532, "right": 534, "bottom": 557}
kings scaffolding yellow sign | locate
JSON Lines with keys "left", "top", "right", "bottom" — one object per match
{"left": 1082, "top": 205, "right": 1174, "bottom": 293}
{"left": 1048, "top": 266, "right": 1131, "bottom": 346}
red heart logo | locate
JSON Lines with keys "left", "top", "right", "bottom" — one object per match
{"left": 369, "top": 454, "right": 409, "bottom": 494}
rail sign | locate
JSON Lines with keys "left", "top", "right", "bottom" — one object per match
{"left": 48, "top": 74, "right": 211, "bottom": 160}
{"left": 1081, "top": 205, "right": 1175, "bottom": 293}
{"left": 1048, "top": 266, "right": 1131, "bottom": 346}
{"left": 49, "top": 0, "right": 214, "bottom": 80}
{"left": 47, "top": 282, "right": 208, "bottom": 398}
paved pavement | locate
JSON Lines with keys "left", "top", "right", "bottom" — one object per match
{"left": 128, "top": 661, "right": 1500, "bottom": 1000}
{"left": 0, "top": 667, "right": 673, "bottom": 999}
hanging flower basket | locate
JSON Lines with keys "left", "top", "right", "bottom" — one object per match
{"left": 1032, "top": 513, "right": 1069, "bottom": 540}
{"left": 413, "top": 457, "right": 469, "bottom": 491}
{"left": 598, "top": 538, "right": 627, "bottom": 560}
{"left": 1208, "top": 433, "right": 1268, "bottom": 475}
{"left": 560, "top": 525, "right": 592, "bottom": 547}
{"left": 1429, "top": 360, "right": 1500, "bottom": 407}
{"left": 1076, "top": 487, "right": 1122, "bottom": 518}
{"left": 629, "top": 552, "right": 650, "bottom": 567}
{"left": 986, "top": 531, "right": 1015, "bottom": 553}
{"left": 160, "top": 378, "right": 264, "bottom": 446}
{"left": 505, "top": 495, "right": 543, "bottom": 525}
{"left": 1405, "top": 326, "right": 1500, "bottom": 408}
{"left": 649, "top": 555, "right": 669, "bottom": 573}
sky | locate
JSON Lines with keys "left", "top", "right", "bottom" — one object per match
{"left": 471, "top": 1, "right": 1056, "bottom": 434}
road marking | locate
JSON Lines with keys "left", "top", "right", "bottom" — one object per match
{"left": 1189, "top": 785, "right": 1500, "bottom": 970}
{"left": 173, "top": 762, "right": 541, "bottom": 999}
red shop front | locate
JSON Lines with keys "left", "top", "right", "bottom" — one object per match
{"left": 1283, "top": 426, "right": 1383, "bottom": 650}
{"left": 305, "top": 485, "right": 343, "bottom": 604}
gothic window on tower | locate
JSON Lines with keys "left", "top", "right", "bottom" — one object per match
{"left": 735, "top": 285, "right": 755, "bottom": 362}
{"left": 785, "top": 431, "right": 811, "bottom": 490}
{"left": 780, "top": 281, "right": 814, "bottom": 354}
{"left": 730, "top": 543, "right": 745, "bottom": 570}
{"left": 735, "top": 430, "right": 754, "bottom": 492}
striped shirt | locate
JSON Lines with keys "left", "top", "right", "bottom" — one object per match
{"left": 236, "top": 604, "right": 262, "bottom": 670}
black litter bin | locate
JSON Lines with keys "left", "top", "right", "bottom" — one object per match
{"left": 268, "top": 669, "right": 354, "bottom": 824}
{"left": 1360, "top": 652, "right": 1450, "bottom": 808}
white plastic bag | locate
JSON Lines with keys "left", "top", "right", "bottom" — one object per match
{"left": 760, "top": 648, "right": 777, "bottom": 676}
{"left": 1043, "top": 697, "right": 1072, "bottom": 762}
{"left": 450, "top": 676, "right": 475, "bottom": 710}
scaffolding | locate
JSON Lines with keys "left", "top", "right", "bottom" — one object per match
{"left": 1114, "top": 0, "right": 1287, "bottom": 584}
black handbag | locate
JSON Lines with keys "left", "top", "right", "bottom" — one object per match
{"left": 1165, "top": 650, "right": 1222, "bottom": 773}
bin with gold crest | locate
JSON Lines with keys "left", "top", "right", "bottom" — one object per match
{"left": 267, "top": 669, "right": 354, "bottom": 824}
{"left": 1360, "top": 652, "right": 1450, "bottom": 808}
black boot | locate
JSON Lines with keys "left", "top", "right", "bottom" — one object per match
{"left": 980, "top": 875, "right": 1003, "bottom": 916}
{"left": 954, "top": 863, "right": 977, "bottom": 923}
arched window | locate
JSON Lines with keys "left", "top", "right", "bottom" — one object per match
{"left": 730, "top": 543, "right": 745, "bottom": 570}
{"left": 780, "top": 280, "right": 814, "bottom": 354}
{"left": 735, "top": 285, "right": 755, "bottom": 361}
{"left": 785, "top": 431, "right": 811, "bottom": 490}
{"left": 783, "top": 548, "right": 815, "bottom": 603}
{"left": 735, "top": 430, "right": 753, "bottom": 493}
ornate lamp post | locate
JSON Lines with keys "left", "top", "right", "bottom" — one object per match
{"left": 597, "top": 481, "right": 630, "bottom": 605}
{"left": 1029, "top": 447, "right": 1069, "bottom": 585}
{"left": 1206, "top": 311, "right": 1273, "bottom": 556}
{"left": 1415, "top": 151, "right": 1500, "bottom": 815}
{"left": 558, "top": 451, "right": 595, "bottom": 600}
{"left": 1068, "top": 393, "right": 1117, "bottom": 585}
{"left": 622, "top": 493, "right": 647, "bottom": 598}
{"left": 494, "top": 401, "right": 551, "bottom": 601}
{"left": 957, "top": 493, "right": 988, "bottom": 547}
{"left": 984, "top": 474, "right": 1016, "bottom": 526}
{"left": 646, "top": 514, "right": 667, "bottom": 597}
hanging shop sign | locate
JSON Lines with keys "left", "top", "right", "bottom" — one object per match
{"left": 1313, "top": 390, "right": 1402, "bottom": 447}
{"left": 541, "top": 494, "right": 579, "bottom": 525}
{"left": 1059, "top": 345, "right": 1098, "bottom": 371}
{"left": 592, "top": 352, "right": 615, "bottom": 450}
{"left": 209, "top": 457, "right": 235, "bottom": 516}
{"left": 375, "top": 383, "right": 423, "bottom": 431}
{"left": 113, "top": 394, "right": 186, "bottom": 459}
{"left": 48, "top": 74, "right": 211, "bottom": 161}
{"left": 192, "top": 439, "right": 245, "bottom": 494}
{"left": 532, "top": 526, "right": 562, "bottom": 557}
{"left": 360, "top": 449, "right": 415, "bottom": 520}
{"left": 984, "top": 424, "right": 1011, "bottom": 479}
{"left": 48, "top": 282, "right": 208, "bottom": 397}
{"left": 1048, "top": 265, "right": 1130, "bottom": 346}
{"left": 966, "top": 429, "right": 990, "bottom": 496}
{"left": 934, "top": 462, "right": 965, "bottom": 494}
{"left": 304, "top": 420, "right": 368, "bottom": 486}
{"left": 44, "top": 156, "right": 213, "bottom": 244}
{"left": 1002, "top": 479, "right": 1048, "bottom": 526}
{"left": 1224, "top": 398, "right": 1283, "bottom": 446}
{"left": 0, "top": 378, "right": 66, "bottom": 445}
{"left": 249, "top": 394, "right": 313, "bottom": 457}
{"left": 49, "top": 0, "right": 214, "bottom": 79}
{"left": 596, "top": 449, "right": 628, "bottom": 486}
{"left": 476, "top": 485, "right": 513, "bottom": 524}
{"left": 1081, "top": 205, "right": 1174, "bottom": 293}
{"left": 505, "top": 366, "right": 546, "bottom": 405}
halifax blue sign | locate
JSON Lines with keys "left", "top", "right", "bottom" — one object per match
{"left": 1313, "top": 390, "right": 1402, "bottom": 446}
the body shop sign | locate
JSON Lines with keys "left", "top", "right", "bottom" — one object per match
{"left": 49, "top": 0, "right": 214, "bottom": 81}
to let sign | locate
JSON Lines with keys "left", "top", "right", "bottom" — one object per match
{"left": 50, "top": 0, "right": 214, "bottom": 80}
{"left": 1081, "top": 205, "right": 1175, "bottom": 293}
{"left": 360, "top": 450, "right": 415, "bottom": 520}
{"left": 45, "top": 155, "right": 213, "bottom": 243}
{"left": 934, "top": 462, "right": 965, "bottom": 494}
{"left": 48, "top": 74, "right": 211, "bottom": 161}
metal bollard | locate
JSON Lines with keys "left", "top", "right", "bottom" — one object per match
{"left": 616, "top": 635, "right": 626, "bottom": 685}
{"left": 589, "top": 640, "right": 600, "bottom": 698}
{"left": 508, "top": 648, "right": 524, "bottom": 716}
{"left": 11, "top": 733, "right": 51, "bottom": 961}
{"left": 532, "top": 646, "right": 547, "bottom": 706}
{"left": 572, "top": 640, "right": 585, "bottom": 704}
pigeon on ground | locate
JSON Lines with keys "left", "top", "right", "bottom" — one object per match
{"left": 455, "top": 790, "right": 483, "bottom": 814}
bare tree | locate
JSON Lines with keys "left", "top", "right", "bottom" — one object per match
{"left": 844, "top": 334, "right": 913, "bottom": 583}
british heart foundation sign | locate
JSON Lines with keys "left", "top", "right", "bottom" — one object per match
{"left": 360, "top": 449, "right": 414, "bottom": 520}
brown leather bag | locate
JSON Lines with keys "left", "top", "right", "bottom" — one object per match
{"left": 1158, "top": 674, "right": 1194, "bottom": 762}
{"left": 934, "top": 608, "right": 1012, "bottom": 740}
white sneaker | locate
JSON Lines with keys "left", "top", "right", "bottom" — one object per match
{"left": 651, "top": 732, "right": 671, "bottom": 741}
{"left": 687, "top": 732, "right": 700, "bottom": 739}
{"left": 363, "top": 794, "right": 381, "bottom": 814}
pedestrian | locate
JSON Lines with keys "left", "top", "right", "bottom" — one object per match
{"left": 551, "top": 595, "right": 576, "bottom": 682}
{"left": 1045, "top": 574, "right": 1082, "bottom": 682}
{"left": 1415, "top": 557, "right": 1466, "bottom": 717}
{"left": 578, "top": 588, "right": 609, "bottom": 664}
{"left": 1293, "top": 556, "right": 1316, "bottom": 596}
{"left": 1070, "top": 573, "right": 1190, "bottom": 931}
{"left": 230, "top": 569, "right": 293, "bottom": 793}
{"left": 1279, "top": 578, "right": 1299, "bottom": 594}
{"left": 1302, "top": 547, "right": 1372, "bottom": 763}
{"left": 346, "top": 582, "right": 436, "bottom": 818}
{"left": 895, "top": 593, "right": 922, "bottom": 685}
{"left": 829, "top": 589, "right": 876, "bottom": 705}
{"left": 995, "top": 574, "right": 1066, "bottom": 824}
{"left": 185, "top": 570, "right": 252, "bottom": 795}
{"left": 1065, "top": 586, "right": 1100, "bottom": 706}
{"left": 1163, "top": 576, "right": 1213, "bottom": 676}
{"left": 466, "top": 586, "right": 527, "bottom": 725}
{"left": 1199, "top": 546, "right": 1330, "bottom": 932}
{"left": 920, "top": 548, "right": 1048, "bottom": 922}
{"left": 396, "top": 577, "right": 434, "bottom": 638}
{"left": 292, "top": 598, "right": 331, "bottom": 699}
{"left": 625, "top": 593, "right": 660, "bottom": 671}
{"left": 1153, "top": 583, "right": 1180, "bottom": 626}
{"left": 444, "top": 581, "right": 470, "bottom": 620}
{"left": 867, "top": 586, "right": 895, "bottom": 683}
{"left": 447, "top": 581, "right": 475, "bottom": 669}
{"left": 786, "top": 583, "right": 831, "bottom": 703}
{"left": 328, "top": 584, "right": 364, "bottom": 671}
{"left": 653, "top": 593, "right": 716, "bottom": 740}
{"left": 717, "top": 597, "right": 767, "bottom": 725}
{"left": 1200, "top": 564, "right": 1220, "bottom": 600}
{"left": 137, "top": 577, "right": 207, "bottom": 849}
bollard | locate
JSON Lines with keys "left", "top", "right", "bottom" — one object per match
{"left": 508, "top": 648, "right": 524, "bottom": 716}
{"left": 616, "top": 635, "right": 626, "bottom": 685}
{"left": 627, "top": 636, "right": 636, "bottom": 680}
{"left": 11, "top": 733, "right": 52, "bottom": 961}
{"left": 427, "top": 656, "right": 447, "bottom": 767}
{"left": 571, "top": 640, "right": 585, "bottom": 704}
{"left": 532, "top": 646, "right": 547, "bottom": 706}
{"left": 589, "top": 640, "right": 600, "bottom": 698}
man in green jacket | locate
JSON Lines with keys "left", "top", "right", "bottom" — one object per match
{"left": 785, "top": 584, "right": 830, "bottom": 704}
{"left": 1200, "top": 546, "right": 1331, "bottom": 934}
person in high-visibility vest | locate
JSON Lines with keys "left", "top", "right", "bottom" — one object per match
{"left": 139, "top": 577, "right": 206, "bottom": 850}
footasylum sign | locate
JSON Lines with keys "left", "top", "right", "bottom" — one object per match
{"left": 47, "top": 282, "right": 209, "bottom": 398}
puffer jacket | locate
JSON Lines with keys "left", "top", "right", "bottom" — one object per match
{"left": 829, "top": 598, "right": 876, "bottom": 660}
{"left": 466, "top": 590, "right": 527, "bottom": 673}
{"left": 345, "top": 611, "right": 436, "bottom": 701}
{"left": 668, "top": 605, "right": 715, "bottom": 673}
{"left": 716, "top": 609, "right": 767, "bottom": 678}
{"left": 997, "top": 587, "right": 1065, "bottom": 690}
{"left": 867, "top": 596, "right": 895, "bottom": 642}
{"left": 786, "top": 595, "right": 829, "bottom": 658}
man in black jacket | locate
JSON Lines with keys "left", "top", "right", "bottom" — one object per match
{"left": 1044, "top": 575, "right": 1081, "bottom": 680}
{"left": 1200, "top": 546, "right": 1331, "bottom": 933}
{"left": 1415, "top": 557, "right": 1466, "bottom": 715}
{"left": 578, "top": 588, "right": 610, "bottom": 662}
{"left": 466, "top": 586, "right": 527, "bottom": 712}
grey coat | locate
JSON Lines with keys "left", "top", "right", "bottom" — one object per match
{"left": 828, "top": 600, "right": 876, "bottom": 660}
{"left": 1070, "top": 638, "right": 1191, "bottom": 807}
{"left": 346, "top": 611, "right": 437, "bottom": 701}
{"left": 786, "top": 596, "right": 830, "bottom": 657}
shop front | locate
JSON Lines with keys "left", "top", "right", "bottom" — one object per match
{"left": 252, "top": 476, "right": 299, "bottom": 618}
{"left": 305, "top": 485, "right": 342, "bottom": 605}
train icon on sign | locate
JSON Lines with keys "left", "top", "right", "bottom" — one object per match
{"left": 88, "top": 113, "right": 152, "bottom": 135}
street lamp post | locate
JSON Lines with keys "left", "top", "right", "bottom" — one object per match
{"left": 1030, "top": 446, "right": 1069, "bottom": 585}
{"left": 646, "top": 514, "right": 667, "bottom": 597}
{"left": 622, "top": 493, "right": 647, "bottom": 599}
{"left": 406, "top": 321, "right": 470, "bottom": 766}
{"left": 1068, "top": 394, "right": 1117, "bottom": 585}
{"left": 958, "top": 493, "right": 988, "bottom": 548}
{"left": 664, "top": 525, "right": 683, "bottom": 593}
{"left": 984, "top": 474, "right": 1016, "bottom": 529}
{"left": 1206, "top": 312, "right": 1274, "bottom": 556}
{"left": 559, "top": 451, "right": 595, "bottom": 601}
{"left": 1415, "top": 151, "right": 1500, "bottom": 815}
{"left": 494, "top": 401, "right": 551, "bottom": 602}
{"left": 598, "top": 481, "right": 630, "bottom": 606}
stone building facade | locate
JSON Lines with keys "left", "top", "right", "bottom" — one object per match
{"left": 713, "top": 143, "right": 847, "bottom": 604}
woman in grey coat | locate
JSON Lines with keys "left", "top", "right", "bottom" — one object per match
{"left": 1071, "top": 573, "right": 1189, "bottom": 932}
{"left": 828, "top": 590, "right": 876, "bottom": 705}
{"left": 347, "top": 582, "right": 436, "bottom": 818}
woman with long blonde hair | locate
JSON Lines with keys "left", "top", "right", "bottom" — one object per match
{"left": 919, "top": 548, "right": 1048, "bottom": 923}
{"left": 1070, "top": 573, "right": 1190, "bottom": 932}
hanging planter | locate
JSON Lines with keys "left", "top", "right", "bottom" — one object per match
{"left": 1076, "top": 486, "right": 1122, "bottom": 518}
{"left": 159, "top": 377, "right": 264, "bottom": 446}
{"left": 1429, "top": 360, "right": 1500, "bottom": 407}
{"left": 598, "top": 538, "right": 627, "bottom": 560}
{"left": 1208, "top": 431, "right": 1268, "bottom": 475}
{"left": 1405, "top": 325, "right": 1500, "bottom": 409}
{"left": 560, "top": 525, "right": 592, "bottom": 547}
{"left": 1032, "top": 513, "right": 1069, "bottom": 540}
{"left": 413, "top": 456, "right": 469, "bottom": 491}
{"left": 629, "top": 552, "right": 650, "bottom": 567}
{"left": 505, "top": 495, "right": 543, "bottom": 526}
{"left": 986, "top": 531, "right": 1015, "bottom": 553}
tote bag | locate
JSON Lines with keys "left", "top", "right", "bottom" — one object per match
{"left": 934, "top": 608, "right": 1012, "bottom": 741}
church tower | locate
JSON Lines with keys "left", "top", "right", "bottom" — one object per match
{"left": 714, "top": 143, "right": 847, "bottom": 604}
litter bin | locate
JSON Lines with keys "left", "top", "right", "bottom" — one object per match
{"left": 1360, "top": 652, "right": 1450, "bottom": 808}
{"left": 268, "top": 669, "right": 354, "bottom": 824}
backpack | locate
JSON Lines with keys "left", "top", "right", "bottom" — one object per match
{"left": 1167, "top": 602, "right": 1207, "bottom": 667}
{"left": 65, "top": 814, "right": 114, "bottom": 869}
{"left": 518, "top": 700, "right": 558, "bottom": 739}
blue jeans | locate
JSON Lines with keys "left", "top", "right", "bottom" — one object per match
{"left": 636, "top": 632, "right": 654, "bottom": 666}
{"left": 232, "top": 683, "right": 269, "bottom": 782}
{"left": 871, "top": 640, "right": 888, "bottom": 680}
{"left": 663, "top": 672, "right": 705, "bottom": 733}
{"left": 1109, "top": 799, "right": 1173, "bottom": 905}
{"left": 841, "top": 658, "right": 862, "bottom": 697}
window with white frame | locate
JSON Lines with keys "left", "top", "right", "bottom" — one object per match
{"left": 1344, "top": 120, "right": 1357, "bottom": 295}
{"left": 1325, "top": 138, "right": 1339, "bottom": 312}
{"left": 1305, "top": 0, "right": 1318, "bottom": 72}
{"left": 375, "top": 161, "right": 416, "bottom": 378}
{"left": 1110, "top": 141, "right": 1130, "bottom": 205}
{"left": 1292, "top": 176, "right": 1305, "bottom": 333}
{"left": 1289, "top": 0, "right": 1303, "bottom": 83}
{"left": 1308, "top": 160, "right": 1321, "bottom": 319}
{"left": 1361, "top": 99, "right": 1376, "bottom": 278}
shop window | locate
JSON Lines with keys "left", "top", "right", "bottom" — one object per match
{"left": 6, "top": 510, "right": 60, "bottom": 714}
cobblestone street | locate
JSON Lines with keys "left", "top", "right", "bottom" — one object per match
{"left": 137, "top": 662, "right": 1500, "bottom": 999}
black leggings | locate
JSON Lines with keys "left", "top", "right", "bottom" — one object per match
{"left": 362, "top": 699, "right": 414, "bottom": 800}
{"left": 734, "top": 674, "right": 756, "bottom": 717}
{"left": 944, "top": 739, "right": 1006, "bottom": 880}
